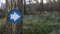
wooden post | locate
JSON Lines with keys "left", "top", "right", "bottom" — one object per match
{"left": 6, "top": 0, "right": 23, "bottom": 34}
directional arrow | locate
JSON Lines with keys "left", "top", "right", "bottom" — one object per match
{"left": 10, "top": 12, "right": 21, "bottom": 22}
{"left": 8, "top": 9, "right": 23, "bottom": 24}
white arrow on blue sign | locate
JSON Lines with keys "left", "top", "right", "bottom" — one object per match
{"left": 8, "top": 9, "right": 23, "bottom": 24}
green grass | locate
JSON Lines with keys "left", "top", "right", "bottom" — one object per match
{"left": 23, "top": 13, "right": 60, "bottom": 34}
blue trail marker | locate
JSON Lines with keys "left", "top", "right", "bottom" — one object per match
{"left": 8, "top": 9, "right": 23, "bottom": 24}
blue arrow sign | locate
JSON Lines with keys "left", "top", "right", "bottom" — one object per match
{"left": 8, "top": 9, "right": 23, "bottom": 24}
